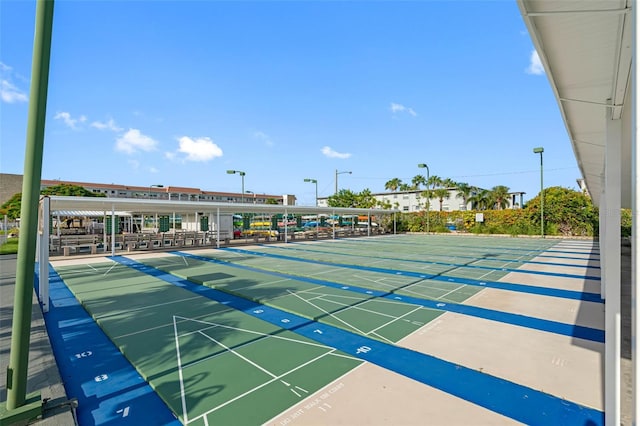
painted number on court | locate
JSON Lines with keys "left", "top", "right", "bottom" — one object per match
{"left": 94, "top": 374, "right": 108, "bottom": 382}
{"left": 74, "top": 351, "right": 93, "bottom": 359}
{"left": 116, "top": 407, "right": 130, "bottom": 417}
{"left": 281, "top": 318, "right": 291, "bottom": 324}
{"left": 356, "top": 346, "right": 371, "bottom": 354}
{"left": 253, "top": 309, "right": 264, "bottom": 314}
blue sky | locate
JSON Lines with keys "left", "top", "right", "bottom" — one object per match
{"left": 0, "top": 0, "right": 579, "bottom": 206}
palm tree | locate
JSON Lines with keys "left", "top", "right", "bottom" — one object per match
{"left": 427, "top": 175, "right": 443, "bottom": 190}
{"left": 421, "top": 189, "right": 432, "bottom": 211}
{"left": 455, "top": 182, "right": 475, "bottom": 210}
{"left": 469, "top": 189, "right": 491, "bottom": 210}
{"left": 384, "top": 178, "right": 402, "bottom": 192}
{"left": 491, "top": 185, "right": 511, "bottom": 210}
{"left": 399, "top": 183, "right": 412, "bottom": 191}
{"left": 411, "top": 174, "right": 427, "bottom": 190}
{"left": 442, "top": 178, "right": 456, "bottom": 189}
{"left": 433, "top": 188, "right": 450, "bottom": 211}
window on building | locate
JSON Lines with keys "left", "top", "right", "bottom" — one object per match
{"left": 403, "top": 206, "right": 409, "bottom": 212}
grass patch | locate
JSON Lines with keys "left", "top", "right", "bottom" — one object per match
{"left": 0, "top": 238, "right": 19, "bottom": 255}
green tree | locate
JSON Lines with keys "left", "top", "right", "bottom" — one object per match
{"left": 384, "top": 178, "right": 402, "bottom": 192}
{"left": 490, "top": 185, "right": 511, "bottom": 210}
{"left": 266, "top": 198, "right": 279, "bottom": 204}
{"left": 0, "top": 193, "right": 22, "bottom": 220}
{"left": 427, "top": 175, "right": 443, "bottom": 190}
{"left": 328, "top": 189, "right": 376, "bottom": 208}
{"left": 469, "top": 188, "right": 492, "bottom": 210}
{"left": 442, "top": 178, "right": 456, "bottom": 189}
{"left": 411, "top": 174, "right": 427, "bottom": 190}
{"left": 525, "top": 186, "right": 597, "bottom": 236}
{"left": 0, "top": 184, "right": 106, "bottom": 220}
{"left": 355, "top": 189, "right": 377, "bottom": 208}
{"left": 433, "top": 188, "right": 450, "bottom": 211}
{"left": 455, "top": 182, "right": 475, "bottom": 210}
{"left": 40, "top": 183, "right": 106, "bottom": 197}
{"left": 327, "top": 189, "right": 359, "bottom": 208}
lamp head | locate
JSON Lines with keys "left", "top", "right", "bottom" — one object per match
{"left": 227, "top": 170, "right": 245, "bottom": 176}
{"left": 304, "top": 178, "right": 317, "bottom": 183}
{"left": 533, "top": 147, "right": 544, "bottom": 154}
{"left": 417, "top": 163, "right": 428, "bottom": 168}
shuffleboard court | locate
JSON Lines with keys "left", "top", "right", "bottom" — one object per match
{"left": 134, "top": 253, "right": 444, "bottom": 344}
{"left": 43, "top": 233, "right": 604, "bottom": 425}
{"left": 52, "top": 260, "right": 363, "bottom": 425}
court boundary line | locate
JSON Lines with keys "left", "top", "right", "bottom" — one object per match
{"left": 110, "top": 255, "right": 604, "bottom": 426}
{"left": 171, "top": 251, "right": 604, "bottom": 342}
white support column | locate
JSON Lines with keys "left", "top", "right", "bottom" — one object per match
{"left": 633, "top": 3, "right": 640, "bottom": 422}
{"left": 284, "top": 208, "right": 289, "bottom": 243}
{"left": 600, "top": 178, "right": 607, "bottom": 300}
{"left": 332, "top": 209, "right": 336, "bottom": 239}
{"left": 111, "top": 205, "right": 116, "bottom": 257}
{"left": 103, "top": 212, "right": 108, "bottom": 253}
{"left": 605, "top": 114, "right": 622, "bottom": 426}
{"left": 216, "top": 208, "right": 220, "bottom": 248}
{"left": 39, "top": 196, "right": 49, "bottom": 313}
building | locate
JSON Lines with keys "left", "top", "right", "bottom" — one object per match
{"left": 318, "top": 188, "right": 526, "bottom": 212}
{"left": 0, "top": 174, "right": 295, "bottom": 206}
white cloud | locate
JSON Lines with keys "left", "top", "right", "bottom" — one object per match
{"left": 149, "top": 166, "right": 159, "bottom": 173}
{"left": 54, "top": 111, "right": 86, "bottom": 129}
{"left": 91, "top": 118, "right": 123, "bottom": 132}
{"left": 0, "top": 63, "right": 28, "bottom": 103}
{"left": 128, "top": 159, "right": 140, "bottom": 169}
{"left": 116, "top": 129, "right": 158, "bottom": 154}
{"left": 321, "top": 146, "right": 351, "bottom": 159}
{"left": 169, "top": 136, "right": 223, "bottom": 162}
{"left": 526, "top": 50, "right": 545, "bottom": 75}
{"left": 1, "top": 80, "right": 28, "bottom": 103}
{"left": 254, "top": 131, "right": 274, "bottom": 147}
{"left": 390, "top": 102, "right": 417, "bottom": 117}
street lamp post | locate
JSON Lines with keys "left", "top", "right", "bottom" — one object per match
{"left": 148, "top": 184, "right": 164, "bottom": 199}
{"left": 304, "top": 178, "right": 318, "bottom": 206}
{"left": 417, "top": 163, "right": 430, "bottom": 234}
{"left": 533, "top": 147, "right": 544, "bottom": 238}
{"left": 226, "top": 170, "right": 246, "bottom": 203}
{"left": 245, "top": 191, "right": 256, "bottom": 204}
{"left": 335, "top": 170, "right": 352, "bottom": 195}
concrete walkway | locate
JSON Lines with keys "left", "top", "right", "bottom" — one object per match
{"left": 0, "top": 236, "right": 633, "bottom": 425}
{"left": 0, "top": 254, "right": 76, "bottom": 425}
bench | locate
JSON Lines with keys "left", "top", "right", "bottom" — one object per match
{"left": 62, "top": 243, "right": 98, "bottom": 256}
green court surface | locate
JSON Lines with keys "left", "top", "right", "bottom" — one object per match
{"left": 51, "top": 234, "right": 595, "bottom": 425}
{"left": 54, "top": 261, "right": 362, "bottom": 425}
{"left": 138, "top": 255, "right": 443, "bottom": 344}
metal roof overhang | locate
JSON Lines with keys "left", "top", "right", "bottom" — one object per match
{"left": 45, "top": 196, "right": 399, "bottom": 217}
{"left": 517, "top": 0, "right": 632, "bottom": 208}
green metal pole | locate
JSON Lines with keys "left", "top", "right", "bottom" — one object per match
{"left": 426, "top": 167, "right": 430, "bottom": 234}
{"left": 540, "top": 152, "right": 544, "bottom": 238}
{"left": 6, "top": 0, "right": 55, "bottom": 410}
